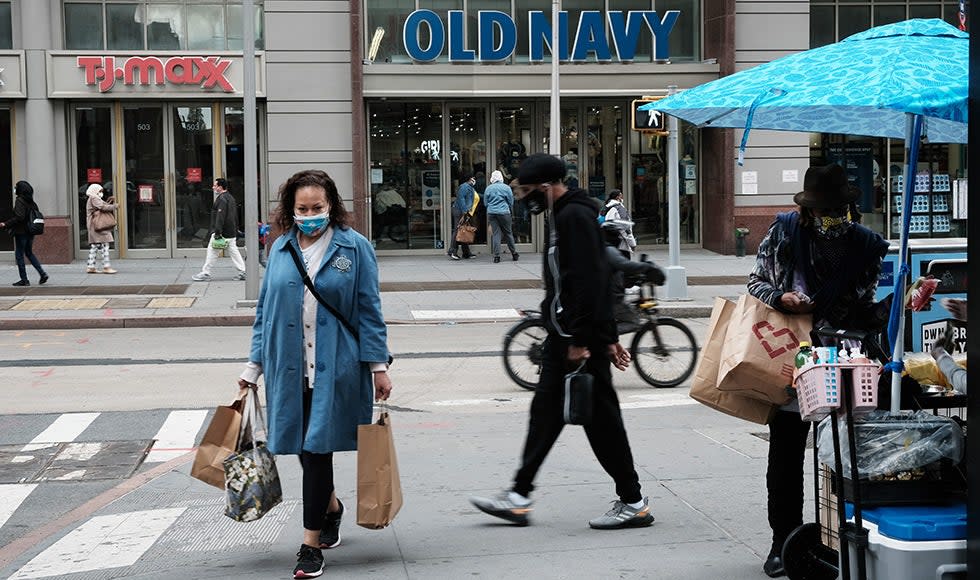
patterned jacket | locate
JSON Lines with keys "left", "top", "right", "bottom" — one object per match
{"left": 748, "top": 212, "right": 888, "bottom": 331}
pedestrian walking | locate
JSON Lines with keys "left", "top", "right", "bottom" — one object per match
{"left": 447, "top": 173, "right": 477, "bottom": 260}
{"left": 469, "top": 153, "right": 653, "bottom": 530}
{"left": 192, "top": 178, "right": 246, "bottom": 281}
{"left": 0, "top": 180, "right": 48, "bottom": 286}
{"left": 601, "top": 190, "right": 636, "bottom": 259}
{"left": 238, "top": 169, "right": 393, "bottom": 580}
{"left": 748, "top": 164, "right": 888, "bottom": 578}
{"left": 484, "top": 170, "right": 518, "bottom": 263}
{"left": 84, "top": 183, "right": 118, "bottom": 274}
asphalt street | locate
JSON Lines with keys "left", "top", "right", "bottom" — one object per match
{"left": 0, "top": 322, "right": 800, "bottom": 580}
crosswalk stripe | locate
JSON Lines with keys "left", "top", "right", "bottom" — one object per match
{"left": 144, "top": 410, "right": 208, "bottom": 463}
{"left": 411, "top": 308, "right": 521, "bottom": 320}
{"left": 0, "top": 484, "right": 37, "bottom": 530}
{"left": 9, "top": 507, "right": 186, "bottom": 579}
{"left": 21, "top": 413, "right": 99, "bottom": 452}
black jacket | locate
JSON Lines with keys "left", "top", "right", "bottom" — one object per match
{"left": 541, "top": 188, "right": 617, "bottom": 347}
{"left": 211, "top": 190, "right": 239, "bottom": 238}
{"left": 4, "top": 181, "right": 36, "bottom": 236}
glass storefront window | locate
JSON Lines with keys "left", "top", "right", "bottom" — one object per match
{"left": 188, "top": 4, "right": 225, "bottom": 50}
{"left": 173, "top": 106, "right": 214, "bottom": 249}
{"left": 513, "top": 0, "right": 551, "bottom": 63}
{"left": 810, "top": 5, "right": 835, "bottom": 48}
{"left": 629, "top": 119, "right": 699, "bottom": 245}
{"left": 449, "top": 106, "right": 489, "bottom": 244}
{"left": 107, "top": 4, "right": 144, "bottom": 50}
{"left": 494, "top": 104, "right": 532, "bottom": 243}
{"left": 873, "top": 6, "right": 907, "bottom": 26}
{"left": 657, "top": 0, "right": 700, "bottom": 62}
{"left": 610, "top": 0, "right": 654, "bottom": 60}
{"left": 585, "top": 105, "right": 623, "bottom": 204}
{"left": 65, "top": 3, "right": 104, "bottom": 50}
{"left": 369, "top": 102, "right": 445, "bottom": 250}
{"left": 366, "top": 0, "right": 415, "bottom": 63}
{"left": 65, "top": 1, "right": 264, "bottom": 50}
{"left": 123, "top": 106, "right": 166, "bottom": 250}
{"left": 74, "top": 106, "right": 114, "bottom": 249}
{"left": 0, "top": 2, "right": 12, "bottom": 49}
{"left": 223, "top": 105, "right": 263, "bottom": 234}
{"left": 144, "top": 4, "right": 183, "bottom": 49}
{"left": 0, "top": 108, "right": 11, "bottom": 252}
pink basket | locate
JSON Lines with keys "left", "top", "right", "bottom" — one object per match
{"left": 795, "top": 363, "right": 880, "bottom": 422}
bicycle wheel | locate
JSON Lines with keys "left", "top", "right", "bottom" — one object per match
{"left": 502, "top": 317, "right": 547, "bottom": 391}
{"left": 630, "top": 318, "right": 699, "bottom": 388}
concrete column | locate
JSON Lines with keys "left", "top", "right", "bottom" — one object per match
{"left": 21, "top": 0, "right": 57, "bottom": 210}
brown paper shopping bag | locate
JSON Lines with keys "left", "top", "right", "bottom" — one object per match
{"left": 357, "top": 411, "right": 403, "bottom": 529}
{"left": 191, "top": 388, "right": 247, "bottom": 489}
{"left": 717, "top": 294, "right": 812, "bottom": 405}
{"left": 690, "top": 297, "right": 777, "bottom": 425}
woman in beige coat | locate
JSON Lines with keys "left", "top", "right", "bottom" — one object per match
{"left": 85, "top": 183, "right": 118, "bottom": 274}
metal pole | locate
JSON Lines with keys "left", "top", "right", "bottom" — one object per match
{"left": 664, "top": 85, "right": 688, "bottom": 300}
{"left": 242, "top": 0, "right": 259, "bottom": 301}
{"left": 548, "top": 0, "right": 560, "bottom": 157}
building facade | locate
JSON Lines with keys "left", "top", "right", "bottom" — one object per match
{"left": 0, "top": 0, "right": 968, "bottom": 263}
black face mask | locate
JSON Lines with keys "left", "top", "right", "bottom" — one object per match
{"left": 522, "top": 190, "right": 548, "bottom": 215}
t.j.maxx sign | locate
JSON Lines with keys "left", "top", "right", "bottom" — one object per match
{"left": 403, "top": 10, "right": 679, "bottom": 62}
{"left": 46, "top": 52, "right": 266, "bottom": 98}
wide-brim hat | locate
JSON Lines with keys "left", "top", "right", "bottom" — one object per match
{"left": 793, "top": 164, "right": 859, "bottom": 209}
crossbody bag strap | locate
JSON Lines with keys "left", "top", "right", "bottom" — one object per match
{"left": 285, "top": 242, "right": 360, "bottom": 341}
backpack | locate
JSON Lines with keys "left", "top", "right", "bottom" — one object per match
{"left": 27, "top": 203, "right": 44, "bottom": 235}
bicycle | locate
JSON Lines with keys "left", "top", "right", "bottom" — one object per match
{"left": 502, "top": 279, "right": 699, "bottom": 390}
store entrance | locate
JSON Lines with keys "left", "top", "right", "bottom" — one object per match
{"left": 123, "top": 104, "right": 215, "bottom": 257}
{"left": 72, "top": 102, "right": 261, "bottom": 259}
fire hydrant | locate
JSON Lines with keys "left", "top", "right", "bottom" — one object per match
{"left": 734, "top": 227, "right": 750, "bottom": 257}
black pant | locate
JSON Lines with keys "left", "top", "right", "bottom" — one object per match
{"left": 766, "top": 410, "right": 811, "bottom": 549}
{"left": 512, "top": 336, "right": 642, "bottom": 504}
{"left": 300, "top": 386, "right": 334, "bottom": 531}
{"left": 14, "top": 234, "right": 45, "bottom": 282}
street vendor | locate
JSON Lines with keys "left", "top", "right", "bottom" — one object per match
{"left": 747, "top": 163, "right": 889, "bottom": 578}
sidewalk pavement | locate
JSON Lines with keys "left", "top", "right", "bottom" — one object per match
{"left": 0, "top": 248, "right": 755, "bottom": 329}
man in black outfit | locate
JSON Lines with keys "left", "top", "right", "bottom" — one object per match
{"left": 470, "top": 153, "right": 654, "bottom": 530}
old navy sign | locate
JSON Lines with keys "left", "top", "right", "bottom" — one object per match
{"left": 403, "top": 10, "right": 679, "bottom": 62}
{"left": 77, "top": 56, "right": 235, "bottom": 93}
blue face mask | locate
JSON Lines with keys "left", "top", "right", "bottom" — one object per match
{"left": 294, "top": 212, "right": 329, "bottom": 236}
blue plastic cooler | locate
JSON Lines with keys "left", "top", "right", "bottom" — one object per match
{"left": 844, "top": 503, "right": 967, "bottom": 579}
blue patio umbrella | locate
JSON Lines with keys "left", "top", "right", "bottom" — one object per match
{"left": 640, "top": 19, "right": 969, "bottom": 412}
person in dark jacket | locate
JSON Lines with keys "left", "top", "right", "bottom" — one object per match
{"left": 470, "top": 153, "right": 653, "bottom": 530}
{"left": 192, "top": 178, "right": 246, "bottom": 281}
{"left": 447, "top": 173, "right": 477, "bottom": 260}
{"left": 0, "top": 180, "right": 48, "bottom": 286}
{"left": 748, "top": 164, "right": 888, "bottom": 578}
{"left": 601, "top": 218, "right": 665, "bottom": 333}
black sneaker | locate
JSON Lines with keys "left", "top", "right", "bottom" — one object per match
{"left": 319, "top": 498, "right": 344, "bottom": 549}
{"left": 12, "top": 280, "right": 29, "bottom": 287}
{"left": 293, "top": 544, "right": 324, "bottom": 579}
{"left": 512, "top": 253, "right": 519, "bottom": 261}
{"left": 39, "top": 273, "right": 48, "bottom": 285}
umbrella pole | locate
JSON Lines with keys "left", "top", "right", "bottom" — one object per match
{"left": 889, "top": 113, "right": 924, "bottom": 413}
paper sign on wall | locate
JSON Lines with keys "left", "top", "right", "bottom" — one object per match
{"left": 741, "top": 171, "right": 758, "bottom": 184}
{"left": 87, "top": 168, "right": 102, "bottom": 183}
{"left": 782, "top": 169, "right": 799, "bottom": 183}
{"left": 138, "top": 184, "right": 154, "bottom": 203}
{"left": 186, "top": 167, "right": 202, "bottom": 182}
{"left": 371, "top": 169, "right": 383, "bottom": 184}
{"left": 742, "top": 183, "right": 758, "bottom": 194}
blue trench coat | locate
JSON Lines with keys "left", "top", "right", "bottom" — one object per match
{"left": 249, "top": 225, "right": 389, "bottom": 455}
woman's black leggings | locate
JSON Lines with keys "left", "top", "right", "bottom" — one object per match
{"left": 301, "top": 386, "right": 334, "bottom": 531}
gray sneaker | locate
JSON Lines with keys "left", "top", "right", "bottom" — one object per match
{"left": 469, "top": 491, "right": 532, "bottom": 526}
{"left": 588, "top": 497, "right": 654, "bottom": 529}
{"left": 191, "top": 272, "right": 211, "bottom": 281}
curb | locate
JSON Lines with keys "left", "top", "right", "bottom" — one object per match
{"left": 0, "top": 304, "right": 713, "bottom": 331}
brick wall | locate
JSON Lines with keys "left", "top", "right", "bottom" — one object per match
{"left": 733, "top": 205, "right": 795, "bottom": 253}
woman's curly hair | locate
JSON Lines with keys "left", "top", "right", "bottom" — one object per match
{"left": 273, "top": 169, "right": 351, "bottom": 233}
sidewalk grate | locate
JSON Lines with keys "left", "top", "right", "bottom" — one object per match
{"left": 146, "top": 297, "right": 196, "bottom": 308}
{"left": 11, "top": 298, "right": 109, "bottom": 311}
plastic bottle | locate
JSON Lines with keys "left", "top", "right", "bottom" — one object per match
{"left": 795, "top": 342, "right": 813, "bottom": 369}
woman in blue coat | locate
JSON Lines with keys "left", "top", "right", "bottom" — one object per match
{"left": 238, "top": 169, "right": 392, "bottom": 580}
